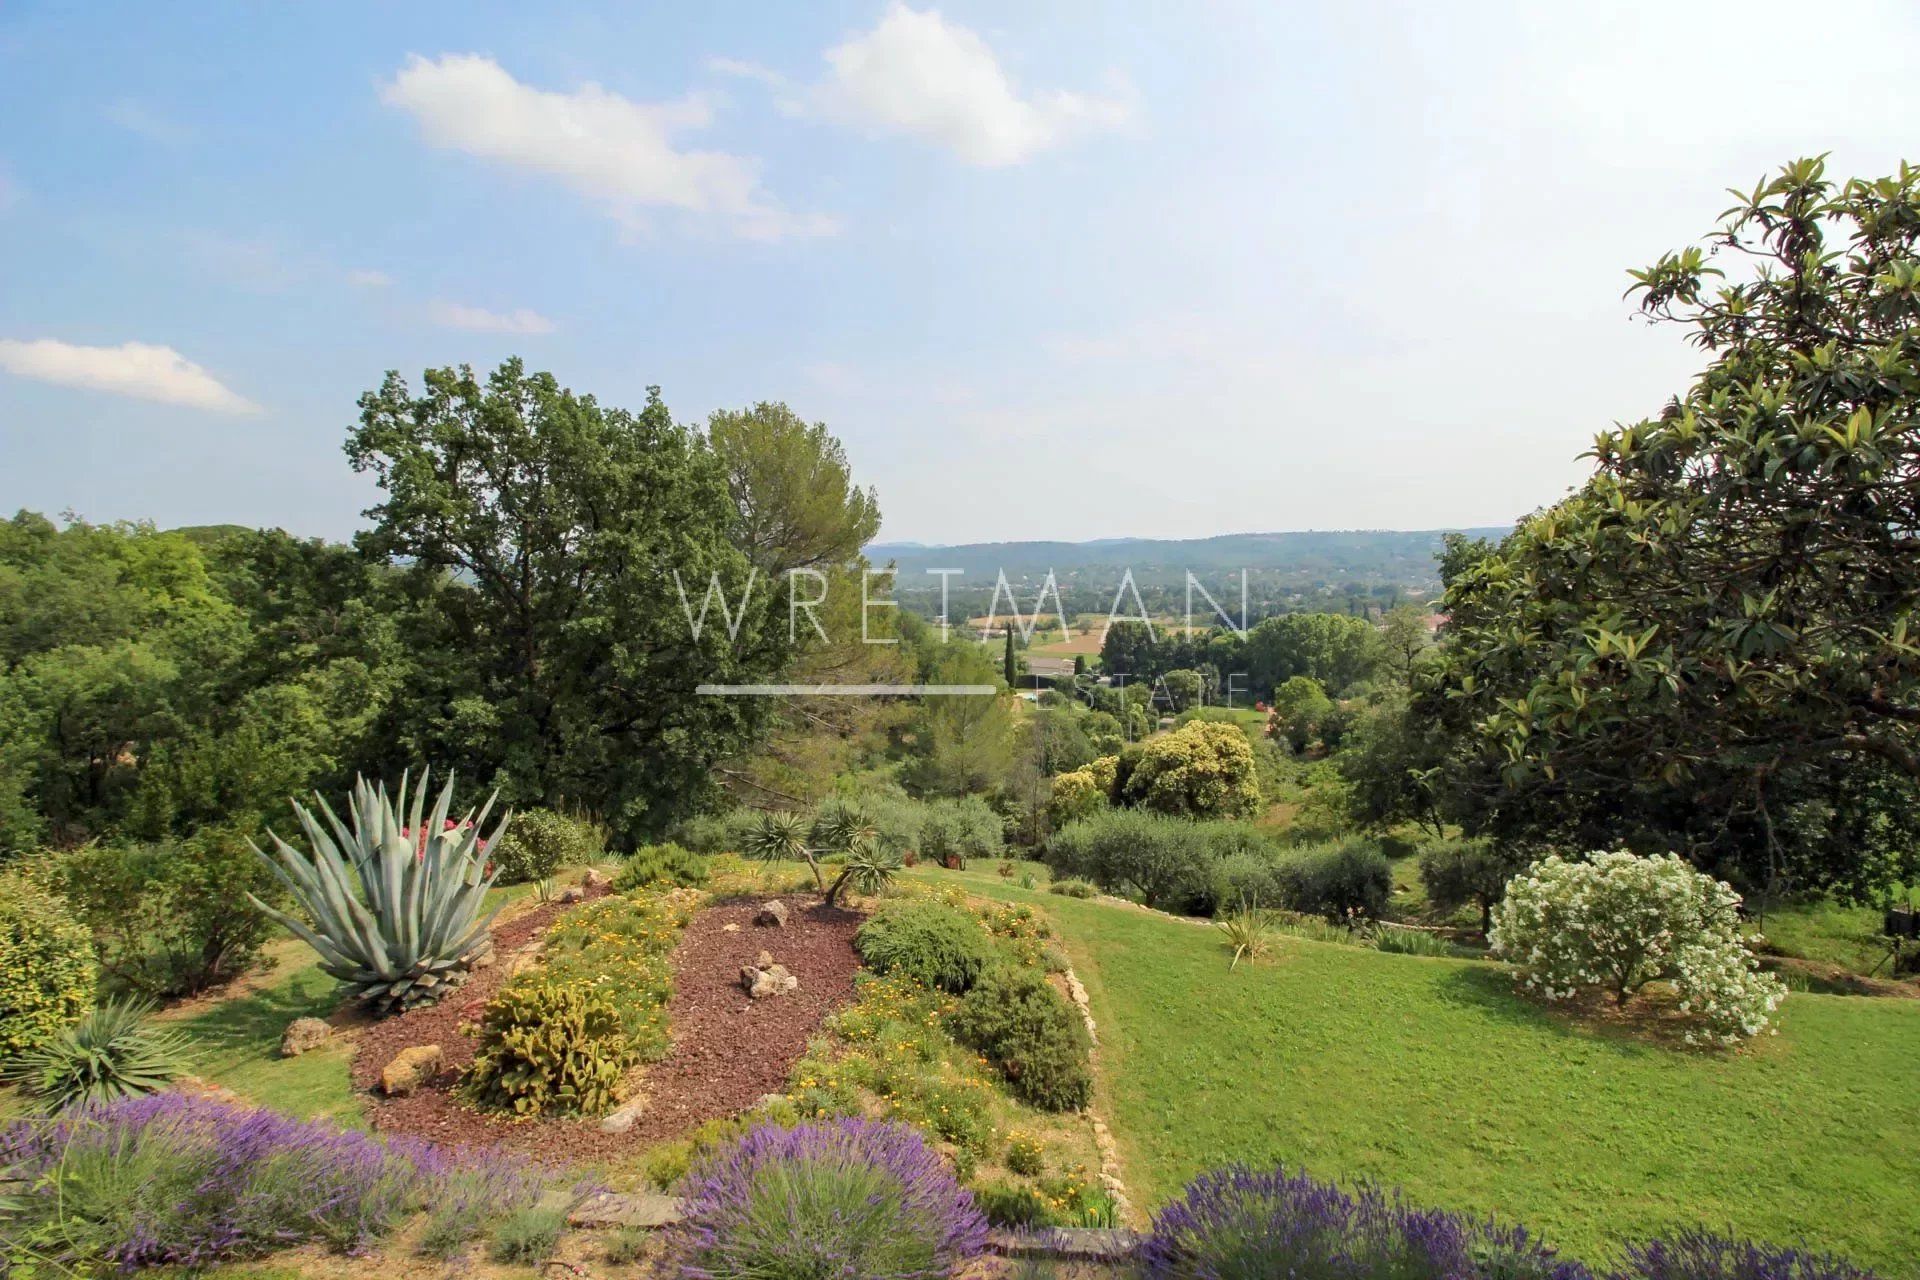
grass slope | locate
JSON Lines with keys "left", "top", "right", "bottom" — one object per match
{"left": 912, "top": 865, "right": 1920, "bottom": 1275}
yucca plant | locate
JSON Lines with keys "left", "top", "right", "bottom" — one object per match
{"left": 248, "top": 770, "right": 506, "bottom": 1015}
{"left": 1, "top": 999, "right": 192, "bottom": 1111}
{"left": 1216, "top": 898, "right": 1276, "bottom": 970}
{"left": 825, "top": 837, "right": 902, "bottom": 909}
{"left": 745, "top": 809, "right": 823, "bottom": 893}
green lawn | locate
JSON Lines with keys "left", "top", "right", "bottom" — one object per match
{"left": 1760, "top": 894, "right": 1910, "bottom": 975}
{"left": 911, "top": 864, "right": 1920, "bottom": 1276}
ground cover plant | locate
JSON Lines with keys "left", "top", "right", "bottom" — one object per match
{"left": 905, "top": 863, "right": 1920, "bottom": 1271}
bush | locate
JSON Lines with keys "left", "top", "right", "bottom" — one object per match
{"left": 488, "top": 1204, "right": 569, "bottom": 1264}
{"left": 919, "top": 796, "right": 1004, "bottom": 868}
{"left": 537, "top": 890, "right": 691, "bottom": 1059}
{"left": 488, "top": 807, "right": 602, "bottom": 884}
{"left": 855, "top": 900, "right": 997, "bottom": 994}
{"left": 1143, "top": 1164, "right": 1583, "bottom": 1280}
{"left": 948, "top": 965, "right": 1092, "bottom": 1112}
{"left": 1274, "top": 839, "right": 1392, "bottom": 920}
{"left": 48, "top": 831, "right": 277, "bottom": 998}
{"left": 971, "top": 1177, "right": 1061, "bottom": 1228}
{"left": 614, "top": 841, "right": 709, "bottom": 891}
{"left": 1490, "top": 852, "right": 1786, "bottom": 1045}
{"left": 0, "top": 1094, "right": 437, "bottom": 1269}
{"left": 673, "top": 1118, "right": 988, "bottom": 1280}
{"left": 1049, "top": 878, "right": 1096, "bottom": 899}
{"left": 1, "top": 998, "right": 191, "bottom": 1111}
{"left": 1619, "top": 1231, "right": 1881, "bottom": 1280}
{"left": 1048, "top": 768, "right": 1106, "bottom": 828}
{"left": 671, "top": 808, "right": 767, "bottom": 856}
{"left": 1118, "top": 720, "right": 1263, "bottom": 819}
{"left": 460, "top": 979, "right": 629, "bottom": 1117}
{"left": 1418, "top": 837, "right": 1533, "bottom": 932}
{"left": 1045, "top": 810, "right": 1215, "bottom": 911}
{"left": 418, "top": 1159, "right": 573, "bottom": 1259}
{"left": 1005, "top": 1129, "right": 1046, "bottom": 1177}
{"left": 0, "top": 870, "right": 96, "bottom": 1058}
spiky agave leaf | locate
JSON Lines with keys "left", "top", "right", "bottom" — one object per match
{"left": 249, "top": 770, "right": 509, "bottom": 1015}
{"left": 0, "top": 999, "right": 193, "bottom": 1112}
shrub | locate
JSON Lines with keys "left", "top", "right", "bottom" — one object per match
{"left": 948, "top": 965, "right": 1092, "bottom": 1112}
{"left": 1005, "top": 1129, "right": 1046, "bottom": 1177}
{"left": 418, "top": 1159, "right": 573, "bottom": 1259}
{"left": 855, "top": 900, "right": 997, "bottom": 994}
{"left": 673, "top": 1118, "right": 988, "bottom": 1280}
{"left": 488, "top": 1204, "right": 569, "bottom": 1264}
{"left": 1118, "top": 720, "right": 1262, "bottom": 819}
{"left": 1274, "top": 839, "right": 1392, "bottom": 920}
{"left": 1373, "top": 926, "right": 1473, "bottom": 959}
{"left": 1048, "top": 768, "right": 1106, "bottom": 827}
{"left": 0, "top": 871, "right": 96, "bottom": 1057}
{"left": 603, "top": 1225, "right": 653, "bottom": 1266}
{"left": 1045, "top": 810, "right": 1215, "bottom": 911}
{"left": 1418, "top": 837, "right": 1533, "bottom": 933}
{"left": 460, "top": 979, "right": 630, "bottom": 1117}
{"left": 488, "top": 807, "right": 602, "bottom": 884}
{"left": 1490, "top": 852, "right": 1787, "bottom": 1045}
{"left": 613, "top": 841, "right": 709, "bottom": 891}
{"left": 0, "top": 1094, "right": 439, "bottom": 1269}
{"left": 1, "top": 998, "right": 191, "bottom": 1111}
{"left": 1619, "top": 1231, "right": 1881, "bottom": 1280}
{"left": 671, "top": 808, "right": 766, "bottom": 855}
{"left": 1143, "top": 1163, "right": 1585, "bottom": 1280}
{"left": 49, "top": 831, "right": 278, "bottom": 998}
{"left": 971, "top": 1177, "right": 1061, "bottom": 1228}
{"left": 537, "top": 890, "right": 691, "bottom": 1059}
{"left": 1049, "top": 877, "right": 1096, "bottom": 898}
{"left": 919, "top": 795, "right": 1004, "bottom": 868}
{"left": 1215, "top": 900, "right": 1276, "bottom": 969}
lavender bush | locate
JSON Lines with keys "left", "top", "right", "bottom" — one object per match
{"left": 1619, "top": 1232, "right": 1882, "bottom": 1280}
{"left": 673, "top": 1118, "right": 988, "bottom": 1280}
{"left": 1142, "top": 1164, "right": 1590, "bottom": 1280}
{"left": 0, "top": 1093, "right": 586, "bottom": 1272}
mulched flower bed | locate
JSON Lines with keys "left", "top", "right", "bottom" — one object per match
{"left": 352, "top": 891, "right": 862, "bottom": 1160}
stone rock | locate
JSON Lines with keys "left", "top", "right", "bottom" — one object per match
{"left": 379, "top": 1044, "right": 444, "bottom": 1096}
{"left": 570, "top": 1191, "right": 685, "bottom": 1229}
{"left": 745, "top": 961, "right": 799, "bottom": 999}
{"left": 278, "top": 1016, "right": 333, "bottom": 1058}
{"left": 755, "top": 949, "right": 775, "bottom": 969}
{"left": 600, "top": 1094, "right": 648, "bottom": 1134}
{"left": 556, "top": 884, "right": 586, "bottom": 904}
{"left": 722, "top": 922, "right": 741, "bottom": 933}
{"left": 582, "top": 868, "right": 612, "bottom": 890}
{"left": 754, "top": 899, "right": 789, "bottom": 927}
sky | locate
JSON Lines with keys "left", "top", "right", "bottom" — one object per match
{"left": 4, "top": 1, "right": 1920, "bottom": 545}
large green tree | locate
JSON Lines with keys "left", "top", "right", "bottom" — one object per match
{"left": 347, "top": 360, "right": 784, "bottom": 839}
{"left": 1426, "top": 158, "right": 1920, "bottom": 898}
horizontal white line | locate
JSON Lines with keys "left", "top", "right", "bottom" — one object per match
{"left": 696, "top": 683, "right": 999, "bottom": 696}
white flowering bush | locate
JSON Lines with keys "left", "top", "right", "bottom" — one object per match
{"left": 1488, "top": 851, "right": 1785, "bottom": 1046}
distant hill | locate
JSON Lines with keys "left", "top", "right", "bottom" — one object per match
{"left": 867, "top": 528, "right": 1509, "bottom": 582}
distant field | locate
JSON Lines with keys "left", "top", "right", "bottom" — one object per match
{"left": 911, "top": 864, "right": 1920, "bottom": 1275}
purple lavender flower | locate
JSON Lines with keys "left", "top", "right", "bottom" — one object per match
{"left": 673, "top": 1117, "right": 988, "bottom": 1280}
{"left": 0, "top": 1092, "right": 590, "bottom": 1272}
{"left": 1619, "top": 1231, "right": 1883, "bottom": 1280}
{"left": 1141, "top": 1163, "right": 1591, "bottom": 1280}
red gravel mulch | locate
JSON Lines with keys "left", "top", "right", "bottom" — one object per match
{"left": 351, "top": 892, "right": 862, "bottom": 1161}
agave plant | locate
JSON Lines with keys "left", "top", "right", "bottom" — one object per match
{"left": 248, "top": 770, "right": 506, "bottom": 1015}
{"left": 1, "top": 999, "right": 192, "bottom": 1112}
{"left": 744, "top": 809, "right": 823, "bottom": 893}
{"left": 1216, "top": 897, "right": 1276, "bottom": 970}
{"left": 825, "top": 837, "right": 902, "bottom": 909}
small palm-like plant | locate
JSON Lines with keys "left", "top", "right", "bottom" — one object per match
{"left": 825, "top": 837, "right": 902, "bottom": 908}
{"left": 1216, "top": 898, "right": 1276, "bottom": 970}
{"left": 745, "top": 810, "right": 823, "bottom": 892}
{"left": 248, "top": 770, "right": 505, "bottom": 1015}
{"left": 1, "top": 999, "right": 191, "bottom": 1111}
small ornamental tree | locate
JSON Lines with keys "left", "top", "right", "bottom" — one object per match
{"left": 1489, "top": 852, "right": 1786, "bottom": 1046}
{"left": 1119, "top": 720, "right": 1261, "bottom": 820}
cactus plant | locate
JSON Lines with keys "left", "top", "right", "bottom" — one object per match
{"left": 248, "top": 770, "right": 505, "bottom": 1015}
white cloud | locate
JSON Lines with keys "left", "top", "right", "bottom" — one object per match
{"left": 103, "top": 99, "right": 192, "bottom": 146}
{"left": 706, "top": 57, "right": 788, "bottom": 89}
{"left": 381, "top": 53, "right": 836, "bottom": 240}
{"left": 428, "top": 301, "right": 556, "bottom": 334}
{"left": 809, "top": 4, "right": 1133, "bottom": 165}
{"left": 0, "top": 339, "right": 258, "bottom": 413}
{"left": 346, "top": 267, "right": 392, "bottom": 288}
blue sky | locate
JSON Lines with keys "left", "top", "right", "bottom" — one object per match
{"left": 4, "top": 1, "right": 1919, "bottom": 543}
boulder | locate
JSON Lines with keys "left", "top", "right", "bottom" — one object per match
{"left": 600, "top": 1094, "right": 648, "bottom": 1134}
{"left": 278, "top": 1016, "right": 333, "bottom": 1058}
{"left": 581, "top": 868, "right": 612, "bottom": 891}
{"left": 755, "top": 949, "right": 775, "bottom": 969}
{"left": 754, "top": 899, "right": 789, "bottom": 927}
{"left": 556, "top": 884, "right": 586, "bottom": 904}
{"left": 745, "top": 962, "right": 799, "bottom": 1000}
{"left": 379, "top": 1044, "right": 445, "bottom": 1096}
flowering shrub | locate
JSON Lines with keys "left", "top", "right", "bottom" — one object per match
{"left": 488, "top": 808, "right": 602, "bottom": 884}
{"left": 855, "top": 899, "right": 998, "bottom": 993}
{"left": 1620, "top": 1231, "right": 1882, "bottom": 1280}
{"left": 673, "top": 1119, "right": 987, "bottom": 1280}
{"left": 1143, "top": 1163, "right": 1587, "bottom": 1280}
{"left": 0, "top": 873, "right": 97, "bottom": 1058}
{"left": 0, "top": 1094, "right": 590, "bottom": 1272}
{"left": 1489, "top": 852, "right": 1786, "bottom": 1045}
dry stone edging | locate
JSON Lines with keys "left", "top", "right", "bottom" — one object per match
{"left": 1057, "top": 957, "right": 1134, "bottom": 1223}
